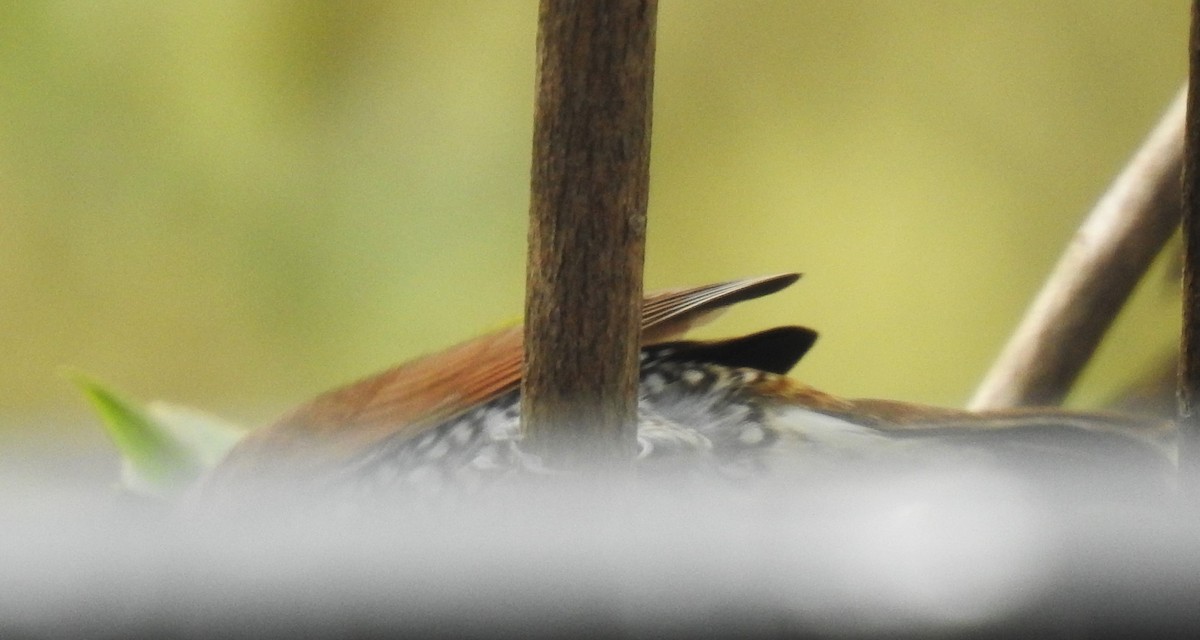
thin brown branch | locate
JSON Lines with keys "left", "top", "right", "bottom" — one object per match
{"left": 522, "top": 0, "right": 657, "bottom": 468}
{"left": 969, "top": 87, "right": 1185, "bottom": 411}
{"left": 1180, "top": 1, "right": 1200, "bottom": 478}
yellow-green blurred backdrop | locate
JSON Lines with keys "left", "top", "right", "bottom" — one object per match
{"left": 1, "top": 1, "right": 1187, "bottom": 454}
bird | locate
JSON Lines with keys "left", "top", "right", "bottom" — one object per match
{"left": 194, "top": 273, "right": 1177, "bottom": 512}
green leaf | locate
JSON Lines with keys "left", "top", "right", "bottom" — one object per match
{"left": 144, "top": 401, "right": 247, "bottom": 470}
{"left": 66, "top": 371, "right": 245, "bottom": 498}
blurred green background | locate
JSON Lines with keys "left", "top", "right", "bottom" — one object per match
{"left": 0, "top": 2, "right": 1187, "bottom": 460}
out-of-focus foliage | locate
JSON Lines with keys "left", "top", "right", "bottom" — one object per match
{"left": 68, "top": 372, "right": 245, "bottom": 496}
{"left": 0, "top": 2, "right": 1186, "bottom": 452}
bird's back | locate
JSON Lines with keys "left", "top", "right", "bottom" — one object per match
{"left": 194, "top": 274, "right": 1176, "bottom": 512}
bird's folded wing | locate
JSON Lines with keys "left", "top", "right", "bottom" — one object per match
{"left": 208, "top": 273, "right": 802, "bottom": 481}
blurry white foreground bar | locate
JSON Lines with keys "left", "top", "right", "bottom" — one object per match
{"left": 3, "top": 461, "right": 1200, "bottom": 640}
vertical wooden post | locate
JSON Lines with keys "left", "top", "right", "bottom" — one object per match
{"left": 1180, "top": 2, "right": 1200, "bottom": 480}
{"left": 522, "top": 0, "right": 657, "bottom": 469}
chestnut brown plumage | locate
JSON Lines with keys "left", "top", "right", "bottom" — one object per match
{"left": 197, "top": 273, "right": 1176, "bottom": 508}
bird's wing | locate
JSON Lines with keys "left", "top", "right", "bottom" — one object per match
{"left": 208, "top": 273, "right": 801, "bottom": 480}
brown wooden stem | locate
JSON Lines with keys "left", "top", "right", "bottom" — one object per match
{"left": 1180, "top": 1, "right": 1200, "bottom": 478}
{"left": 522, "top": 0, "right": 657, "bottom": 468}
{"left": 969, "top": 87, "right": 1185, "bottom": 411}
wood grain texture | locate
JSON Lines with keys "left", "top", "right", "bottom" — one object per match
{"left": 523, "top": 0, "right": 658, "bottom": 466}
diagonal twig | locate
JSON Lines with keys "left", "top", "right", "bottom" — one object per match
{"left": 970, "top": 86, "right": 1185, "bottom": 411}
